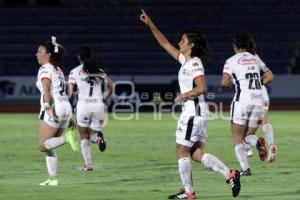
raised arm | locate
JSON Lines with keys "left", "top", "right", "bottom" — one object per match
{"left": 140, "top": 9, "right": 179, "bottom": 60}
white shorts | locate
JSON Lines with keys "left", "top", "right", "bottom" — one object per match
{"left": 76, "top": 101, "right": 105, "bottom": 131}
{"left": 262, "top": 86, "right": 270, "bottom": 110}
{"left": 230, "top": 101, "right": 263, "bottom": 128}
{"left": 39, "top": 106, "right": 72, "bottom": 128}
{"left": 176, "top": 115, "right": 207, "bottom": 148}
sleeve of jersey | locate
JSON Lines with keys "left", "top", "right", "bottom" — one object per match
{"left": 38, "top": 66, "right": 51, "bottom": 81}
{"left": 68, "top": 70, "right": 76, "bottom": 84}
{"left": 177, "top": 53, "right": 185, "bottom": 64}
{"left": 259, "top": 60, "right": 270, "bottom": 73}
{"left": 222, "top": 60, "right": 232, "bottom": 76}
{"left": 191, "top": 62, "right": 205, "bottom": 80}
{"left": 256, "top": 54, "right": 270, "bottom": 73}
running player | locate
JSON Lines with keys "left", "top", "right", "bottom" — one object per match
{"left": 140, "top": 9, "right": 241, "bottom": 199}
{"left": 36, "top": 36, "right": 78, "bottom": 186}
{"left": 68, "top": 46, "right": 113, "bottom": 171}
{"left": 242, "top": 36, "right": 277, "bottom": 163}
{"left": 221, "top": 31, "right": 274, "bottom": 176}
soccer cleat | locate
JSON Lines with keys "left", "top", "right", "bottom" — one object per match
{"left": 256, "top": 137, "right": 267, "bottom": 161}
{"left": 39, "top": 179, "right": 58, "bottom": 186}
{"left": 240, "top": 168, "right": 251, "bottom": 176}
{"left": 97, "top": 131, "right": 106, "bottom": 152}
{"left": 82, "top": 163, "right": 94, "bottom": 171}
{"left": 226, "top": 170, "right": 241, "bottom": 197}
{"left": 168, "top": 188, "right": 196, "bottom": 199}
{"left": 267, "top": 145, "right": 277, "bottom": 163}
{"left": 64, "top": 129, "right": 79, "bottom": 152}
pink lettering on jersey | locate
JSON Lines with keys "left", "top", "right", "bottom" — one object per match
{"left": 238, "top": 58, "right": 257, "bottom": 65}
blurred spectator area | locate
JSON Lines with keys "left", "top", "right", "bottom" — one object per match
{"left": 0, "top": 0, "right": 299, "bottom": 75}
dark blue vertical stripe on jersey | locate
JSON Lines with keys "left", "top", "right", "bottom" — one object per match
{"left": 185, "top": 116, "right": 194, "bottom": 141}
{"left": 231, "top": 102, "right": 235, "bottom": 124}
{"left": 89, "top": 81, "right": 94, "bottom": 96}
{"left": 193, "top": 81, "right": 201, "bottom": 116}
{"left": 232, "top": 73, "right": 241, "bottom": 101}
{"left": 39, "top": 111, "right": 45, "bottom": 120}
{"left": 101, "top": 79, "right": 105, "bottom": 94}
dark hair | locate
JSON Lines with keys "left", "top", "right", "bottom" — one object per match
{"left": 78, "top": 46, "right": 92, "bottom": 62}
{"left": 233, "top": 31, "right": 256, "bottom": 54}
{"left": 183, "top": 30, "right": 209, "bottom": 58}
{"left": 40, "top": 41, "right": 65, "bottom": 69}
{"left": 83, "top": 59, "right": 105, "bottom": 84}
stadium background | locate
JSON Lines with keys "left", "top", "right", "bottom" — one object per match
{"left": 0, "top": 0, "right": 299, "bottom": 112}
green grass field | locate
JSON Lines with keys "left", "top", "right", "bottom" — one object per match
{"left": 0, "top": 111, "right": 299, "bottom": 200}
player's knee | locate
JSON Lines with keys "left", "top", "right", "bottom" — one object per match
{"left": 176, "top": 144, "right": 189, "bottom": 159}
{"left": 80, "top": 134, "right": 90, "bottom": 140}
{"left": 190, "top": 149, "right": 204, "bottom": 162}
{"left": 38, "top": 142, "right": 47, "bottom": 152}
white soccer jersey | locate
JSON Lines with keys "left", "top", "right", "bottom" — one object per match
{"left": 68, "top": 64, "right": 105, "bottom": 102}
{"left": 255, "top": 54, "right": 270, "bottom": 107}
{"left": 36, "top": 63, "right": 69, "bottom": 110}
{"left": 223, "top": 52, "right": 269, "bottom": 104}
{"left": 177, "top": 53, "right": 208, "bottom": 117}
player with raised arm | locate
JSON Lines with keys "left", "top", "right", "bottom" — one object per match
{"left": 68, "top": 46, "right": 113, "bottom": 171}
{"left": 140, "top": 9, "right": 241, "bottom": 199}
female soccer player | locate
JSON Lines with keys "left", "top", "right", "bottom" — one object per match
{"left": 36, "top": 36, "right": 78, "bottom": 186}
{"left": 140, "top": 9, "right": 241, "bottom": 199}
{"left": 68, "top": 46, "right": 113, "bottom": 171}
{"left": 221, "top": 32, "right": 274, "bottom": 176}
{"left": 243, "top": 35, "right": 277, "bottom": 164}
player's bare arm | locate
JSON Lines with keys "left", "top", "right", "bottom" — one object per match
{"left": 41, "top": 78, "right": 53, "bottom": 117}
{"left": 106, "top": 76, "right": 114, "bottom": 98}
{"left": 261, "top": 70, "right": 274, "bottom": 85}
{"left": 140, "top": 9, "right": 179, "bottom": 60}
{"left": 221, "top": 73, "right": 231, "bottom": 88}
{"left": 174, "top": 76, "right": 207, "bottom": 103}
{"left": 67, "top": 82, "right": 75, "bottom": 99}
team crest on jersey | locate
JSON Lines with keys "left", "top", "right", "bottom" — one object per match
{"left": 181, "top": 69, "right": 187, "bottom": 74}
{"left": 192, "top": 62, "right": 199, "bottom": 67}
{"left": 181, "top": 69, "right": 191, "bottom": 76}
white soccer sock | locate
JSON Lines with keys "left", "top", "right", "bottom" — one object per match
{"left": 81, "top": 139, "right": 92, "bottom": 165}
{"left": 235, "top": 144, "right": 250, "bottom": 170}
{"left": 90, "top": 133, "right": 98, "bottom": 143}
{"left": 44, "top": 136, "right": 65, "bottom": 150}
{"left": 178, "top": 157, "right": 194, "bottom": 193}
{"left": 262, "top": 123, "right": 274, "bottom": 146}
{"left": 45, "top": 150, "right": 57, "bottom": 178}
{"left": 244, "top": 135, "right": 259, "bottom": 147}
{"left": 243, "top": 141, "right": 251, "bottom": 151}
{"left": 201, "top": 153, "right": 230, "bottom": 179}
